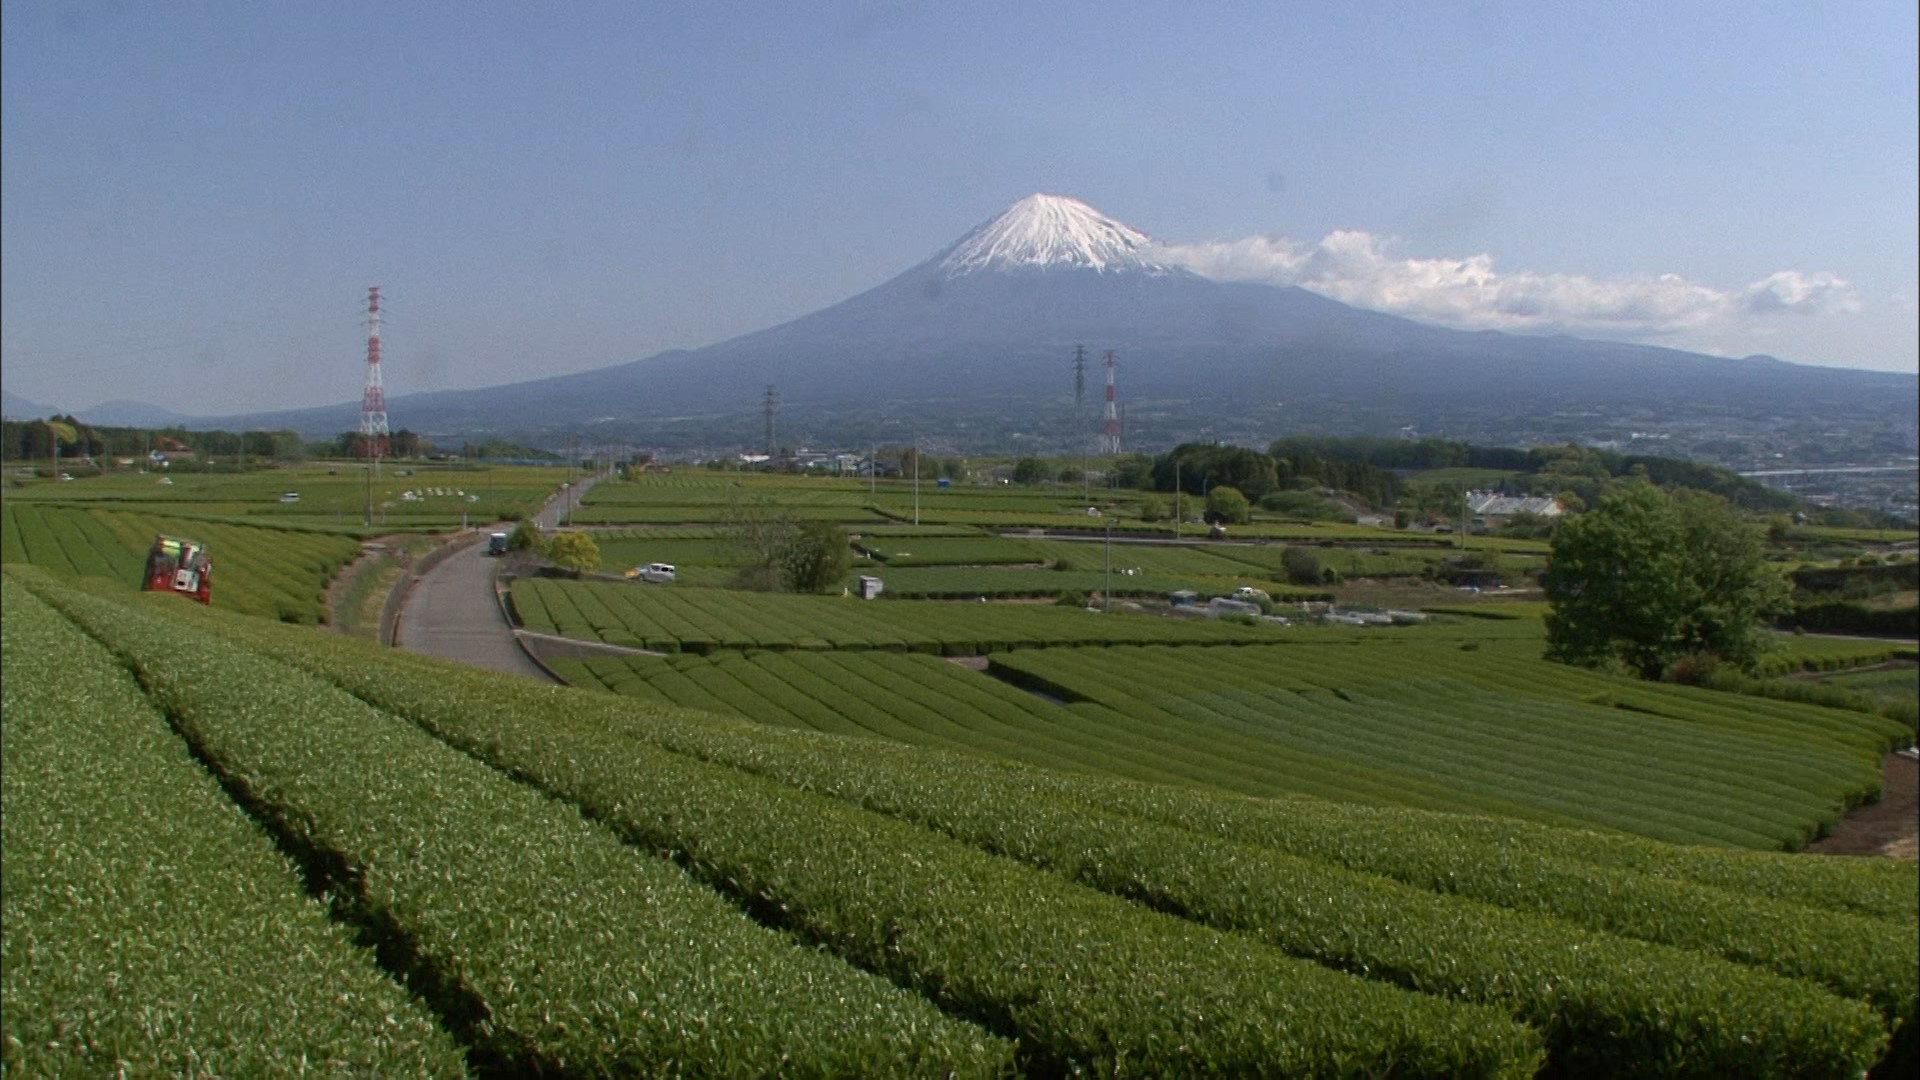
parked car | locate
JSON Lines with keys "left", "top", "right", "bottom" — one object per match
{"left": 625, "top": 562, "right": 676, "bottom": 583}
{"left": 278, "top": 491, "right": 300, "bottom": 503}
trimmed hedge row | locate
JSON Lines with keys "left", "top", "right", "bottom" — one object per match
{"left": 1756, "top": 641, "right": 1916, "bottom": 677}
{"left": 0, "top": 576, "right": 466, "bottom": 1076}
{"left": 514, "top": 576, "right": 1289, "bottom": 653}
{"left": 187, "top": 611, "right": 1552, "bottom": 1076}
{"left": 31, "top": 576, "right": 1015, "bottom": 1077}
{"left": 991, "top": 644, "right": 1882, "bottom": 850}
{"left": 1784, "top": 601, "right": 1920, "bottom": 638}
{"left": 220, "top": 616, "right": 1907, "bottom": 1078}
{"left": 636, "top": 648, "right": 1557, "bottom": 819}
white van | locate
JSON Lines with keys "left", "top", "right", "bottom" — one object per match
{"left": 626, "top": 562, "right": 676, "bottom": 583}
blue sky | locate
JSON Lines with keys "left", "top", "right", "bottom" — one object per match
{"left": 3, "top": 1, "right": 1914, "bottom": 416}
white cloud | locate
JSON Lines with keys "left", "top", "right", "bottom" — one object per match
{"left": 1739, "top": 270, "right": 1861, "bottom": 315}
{"left": 1153, "top": 231, "right": 1860, "bottom": 339}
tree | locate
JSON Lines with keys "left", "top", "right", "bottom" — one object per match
{"left": 1111, "top": 454, "right": 1155, "bottom": 489}
{"left": 1544, "top": 485, "right": 1789, "bottom": 679}
{"left": 1280, "top": 546, "right": 1321, "bottom": 586}
{"left": 778, "top": 521, "right": 853, "bottom": 593}
{"left": 544, "top": 531, "right": 601, "bottom": 577}
{"left": 1155, "top": 444, "right": 1278, "bottom": 501}
{"left": 1136, "top": 493, "right": 1166, "bottom": 523}
{"left": 507, "top": 520, "right": 542, "bottom": 553}
{"left": 1205, "top": 485, "right": 1251, "bottom": 525}
{"left": 1011, "top": 457, "right": 1052, "bottom": 485}
{"left": 725, "top": 495, "right": 798, "bottom": 590}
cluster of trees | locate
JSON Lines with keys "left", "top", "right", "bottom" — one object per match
{"left": 0, "top": 417, "right": 456, "bottom": 469}
{"left": 2, "top": 417, "right": 306, "bottom": 463}
{"left": 1268, "top": 434, "right": 1793, "bottom": 513}
{"left": 1149, "top": 445, "right": 1279, "bottom": 501}
{"left": 1267, "top": 435, "right": 1533, "bottom": 473}
{"left": 330, "top": 430, "right": 434, "bottom": 459}
{"left": 506, "top": 522, "right": 605, "bottom": 578}
{"left": 3, "top": 416, "right": 106, "bottom": 461}
{"left": 458, "top": 439, "right": 561, "bottom": 461}
{"left": 888, "top": 448, "right": 965, "bottom": 480}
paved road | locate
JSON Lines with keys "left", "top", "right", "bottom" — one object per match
{"left": 396, "top": 539, "right": 549, "bottom": 678}
{"left": 394, "top": 473, "right": 601, "bottom": 680}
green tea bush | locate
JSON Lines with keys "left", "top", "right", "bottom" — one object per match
{"left": 32, "top": 579, "right": 1014, "bottom": 1078}
{"left": 1, "top": 575, "right": 465, "bottom": 1076}
{"left": 220, "top": 616, "right": 1905, "bottom": 1078}
{"left": 193, "top": 612, "right": 1547, "bottom": 1076}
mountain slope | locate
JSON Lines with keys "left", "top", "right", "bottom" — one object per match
{"left": 203, "top": 194, "right": 1918, "bottom": 448}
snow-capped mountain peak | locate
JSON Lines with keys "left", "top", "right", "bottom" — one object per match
{"left": 939, "top": 193, "right": 1174, "bottom": 276}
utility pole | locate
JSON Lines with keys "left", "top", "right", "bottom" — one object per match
{"left": 1073, "top": 344, "right": 1090, "bottom": 503}
{"left": 764, "top": 385, "right": 779, "bottom": 465}
{"left": 869, "top": 443, "right": 876, "bottom": 495}
{"left": 567, "top": 434, "right": 577, "bottom": 528}
{"left": 912, "top": 434, "right": 920, "bottom": 527}
{"left": 1174, "top": 460, "right": 1181, "bottom": 541}
{"left": 1103, "top": 517, "right": 1113, "bottom": 613}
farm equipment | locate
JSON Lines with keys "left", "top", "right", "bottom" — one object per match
{"left": 143, "top": 535, "right": 212, "bottom": 604}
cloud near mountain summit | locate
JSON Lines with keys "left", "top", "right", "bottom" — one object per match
{"left": 1154, "top": 231, "right": 1860, "bottom": 340}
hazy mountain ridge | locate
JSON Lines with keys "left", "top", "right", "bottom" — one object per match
{"left": 184, "top": 195, "right": 1916, "bottom": 450}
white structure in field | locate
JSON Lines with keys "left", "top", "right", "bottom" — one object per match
{"left": 1465, "top": 491, "right": 1565, "bottom": 520}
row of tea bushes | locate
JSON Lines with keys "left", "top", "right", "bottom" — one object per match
{"left": 30, "top": 575, "right": 1015, "bottom": 1077}
{"left": 0, "top": 576, "right": 466, "bottom": 1076}
{"left": 218, "top": 610, "right": 1905, "bottom": 1078}
{"left": 168, "top": 601, "right": 1552, "bottom": 1077}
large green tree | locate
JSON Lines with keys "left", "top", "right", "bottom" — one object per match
{"left": 777, "top": 521, "right": 853, "bottom": 594}
{"left": 1154, "top": 444, "right": 1279, "bottom": 501}
{"left": 544, "top": 531, "right": 601, "bottom": 577}
{"left": 1011, "top": 457, "right": 1052, "bottom": 485}
{"left": 1544, "top": 485, "right": 1788, "bottom": 679}
{"left": 1205, "top": 486, "right": 1251, "bottom": 525}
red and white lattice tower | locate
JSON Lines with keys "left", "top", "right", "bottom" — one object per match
{"left": 1101, "top": 350, "right": 1121, "bottom": 455}
{"left": 359, "top": 286, "right": 390, "bottom": 462}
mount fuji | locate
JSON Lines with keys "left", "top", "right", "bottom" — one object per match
{"left": 212, "top": 194, "right": 1917, "bottom": 450}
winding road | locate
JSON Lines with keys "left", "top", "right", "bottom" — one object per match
{"left": 392, "top": 474, "right": 597, "bottom": 680}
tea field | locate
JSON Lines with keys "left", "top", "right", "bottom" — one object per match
{"left": 0, "top": 463, "right": 564, "bottom": 622}
{"left": 4, "top": 466, "right": 1917, "bottom": 1076}
{"left": 6, "top": 567, "right": 1916, "bottom": 1076}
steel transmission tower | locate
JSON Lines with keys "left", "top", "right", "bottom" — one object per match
{"left": 1101, "top": 350, "right": 1121, "bottom": 455}
{"left": 359, "top": 286, "right": 390, "bottom": 465}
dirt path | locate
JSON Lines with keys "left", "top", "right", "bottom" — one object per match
{"left": 323, "top": 534, "right": 415, "bottom": 629}
{"left": 1805, "top": 750, "right": 1918, "bottom": 858}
